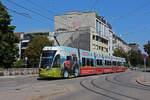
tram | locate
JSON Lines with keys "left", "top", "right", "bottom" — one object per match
{"left": 39, "top": 46, "right": 126, "bottom": 78}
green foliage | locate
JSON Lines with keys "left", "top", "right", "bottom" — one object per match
{"left": 25, "top": 35, "right": 54, "bottom": 63}
{"left": 146, "top": 56, "right": 150, "bottom": 67}
{"left": 128, "top": 50, "right": 143, "bottom": 66}
{"left": 113, "top": 47, "right": 127, "bottom": 58}
{"left": 95, "top": 12, "right": 99, "bottom": 17}
{"left": 113, "top": 47, "right": 129, "bottom": 67}
{"left": 0, "top": 1, "right": 19, "bottom": 68}
{"left": 144, "top": 41, "right": 150, "bottom": 56}
{"left": 12, "top": 59, "right": 25, "bottom": 68}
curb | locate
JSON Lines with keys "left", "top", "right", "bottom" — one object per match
{"left": 136, "top": 77, "right": 150, "bottom": 87}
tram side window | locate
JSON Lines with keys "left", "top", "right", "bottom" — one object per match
{"left": 105, "top": 60, "right": 110, "bottom": 66}
{"left": 108, "top": 61, "right": 111, "bottom": 66}
{"left": 118, "top": 62, "right": 121, "bottom": 66}
{"left": 85, "top": 58, "right": 94, "bottom": 66}
{"left": 91, "top": 59, "right": 94, "bottom": 66}
{"left": 96, "top": 59, "right": 103, "bottom": 66}
{"left": 96, "top": 60, "right": 100, "bottom": 66}
{"left": 67, "top": 56, "right": 72, "bottom": 61}
{"left": 123, "top": 62, "right": 126, "bottom": 66}
{"left": 73, "top": 56, "right": 77, "bottom": 62}
{"left": 113, "top": 61, "right": 117, "bottom": 66}
{"left": 87, "top": 59, "right": 90, "bottom": 66}
{"left": 53, "top": 54, "right": 60, "bottom": 68}
{"left": 104, "top": 60, "right": 106, "bottom": 66}
{"left": 100, "top": 60, "right": 103, "bottom": 66}
{"left": 82, "top": 58, "right": 86, "bottom": 66}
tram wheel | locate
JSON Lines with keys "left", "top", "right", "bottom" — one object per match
{"left": 63, "top": 70, "right": 69, "bottom": 78}
{"left": 74, "top": 67, "right": 79, "bottom": 77}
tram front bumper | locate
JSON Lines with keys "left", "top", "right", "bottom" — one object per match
{"left": 39, "top": 68, "right": 54, "bottom": 78}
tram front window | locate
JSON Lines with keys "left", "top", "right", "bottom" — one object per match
{"left": 40, "top": 50, "right": 56, "bottom": 69}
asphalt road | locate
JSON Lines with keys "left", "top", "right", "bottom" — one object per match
{"left": 0, "top": 70, "right": 150, "bottom": 100}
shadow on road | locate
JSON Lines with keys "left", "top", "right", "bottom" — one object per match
{"left": 37, "top": 77, "right": 66, "bottom": 81}
{"left": 142, "top": 70, "right": 150, "bottom": 72}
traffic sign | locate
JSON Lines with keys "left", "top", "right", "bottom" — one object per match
{"left": 142, "top": 54, "right": 147, "bottom": 59}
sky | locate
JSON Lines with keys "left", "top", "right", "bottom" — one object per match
{"left": 1, "top": 0, "right": 150, "bottom": 53}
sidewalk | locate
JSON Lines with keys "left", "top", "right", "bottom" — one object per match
{"left": 136, "top": 72, "right": 150, "bottom": 86}
{"left": 0, "top": 74, "right": 38, "bottom": 79}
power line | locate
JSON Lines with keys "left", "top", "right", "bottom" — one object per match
{"left": 9, "top": 8, "right": 51, "bottom": 25}
{"left": 8, "top": 8, "right": 31, "bottom": 18}
{"left": 114, "top": 1, "right": 150, "bottom": 21}
{"left": 5, "top": 0, "right": 66, "bottom": 26}
{"left": 24, "top": 0, "right": 69, "bottom": 27}
{"left": 82, "top": 0, "right": 101, "bottom": 27}
{"left": 90, "top": 0, "right": 99, "bottom": 11}
{"left": 25, "top": 0, "right": 56, "bottom": 15}
{"left": 0, "top": 5, "right": 50, "bottom": 25}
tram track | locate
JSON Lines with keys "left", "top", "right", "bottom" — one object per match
{"left": 91, "top": 79, "right": 139, "bottom": 100}
{"left": 80, "top": 79, "right": 118, "bottom": 100}
{"left": 113, "top": 71, "right": 150, "bottom": 89}
{"left": 80, "top": 77, "right": 140, "bottom": 100}
{"left": 105, "top": 72, "right": 150, "bottom": 91}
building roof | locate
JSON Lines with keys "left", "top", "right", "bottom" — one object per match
{"left": 96, "top": 15, "right": 112, "bottom": 29}
{"left": 24, "top": 30, "right": 51, "bottom": 34}
{"left": 113, "top": 34, "right": 128, "bottom": 45}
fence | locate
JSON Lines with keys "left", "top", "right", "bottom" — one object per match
{"left": 0, "top": 68, "right": 39, "bottom": 76}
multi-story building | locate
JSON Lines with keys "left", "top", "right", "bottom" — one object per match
{"left": 129, "top": 43, "right": 141, "bottom": 52}
{"left": 112, "top": 34, "right": 131, "bottom": 53}
{"left": 54, "top": 11, "right": 113, "bottom": 55}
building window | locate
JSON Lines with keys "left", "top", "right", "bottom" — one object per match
{"left": 102, "top": 47, "right": 103, "bottom": 51}
{"left": 92, "top": 35, "right": 95, "bottom": 40}
{"left": 96, "top": 36, "right": 99, "bottom": 41}
{"left": 99, "top": 22, "right": 101, "bottom": 35}
{"left": 96, "top": 20, "right": 102, "bottom": 35}
{"left": 93, "top": 44, "right": 95, "bottom": 49}
{"left": 96, "top": 45, "right": 98, "bottom": 50}
{"left": 106, "top": 48, "right": 108, "bottom": 52}
{"left": 96, "top": 20, "right": 99, "bottom": 34}
{"left": 99, "top": 46, "right": 101, "bottom": 50}
{"left": 104, "top": 25, "right": 106, "bottom": 37}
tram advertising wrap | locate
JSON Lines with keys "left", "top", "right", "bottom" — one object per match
{"left": 39, "top": 46, "right": 126, "bottom": 78}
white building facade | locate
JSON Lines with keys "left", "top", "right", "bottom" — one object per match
{"left": 55, "top": 11, "right": 114, "bottom": 55}
{"left": 112, "top": 34, "right": 131, "bottom": 53}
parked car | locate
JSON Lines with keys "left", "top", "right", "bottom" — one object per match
{"left": 132, "top": 67, "right": 136, "bottom": 70}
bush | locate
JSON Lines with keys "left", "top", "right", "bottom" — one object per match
{"left": 12, "top": 60, "right": 25, "bottom": 68}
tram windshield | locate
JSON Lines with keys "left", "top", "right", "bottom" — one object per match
{"left": 40, "top": 50, "right": 56, "bottom": 69}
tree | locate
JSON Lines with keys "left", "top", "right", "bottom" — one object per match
{"left": 0, "top": 1, "right": 19, "bottom": 68}
{"left": 128, "top": 50, "right": 143, "bottom": 66}
{"left": 25, "top": 35, "right": 54, "bottom": 67}
{"left": 146, "top": 56, "right": 150, "bottom": 67}
{"left": 113, "top": 47, "right": 127, "bottom": 58}
{"left": 113, "top": 47, "right": 129, "bottom": 66}
{"left": 144, "top": 41, "right": 150, "bottom": 56}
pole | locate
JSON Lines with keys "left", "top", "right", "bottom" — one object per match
{"left": 144, "top": 58, "right": 146, "bottom": 82}
{"left": 25, "top": 57, "right": 28, "bottom": 75}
